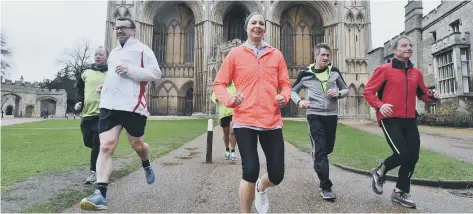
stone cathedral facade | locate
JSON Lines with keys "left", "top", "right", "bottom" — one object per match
{"left": 104, "top": 0, "right": 373, "bottom": 118}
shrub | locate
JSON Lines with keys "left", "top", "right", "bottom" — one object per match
{"left": 417, "top": 108, "right": 473, "bottom": 128}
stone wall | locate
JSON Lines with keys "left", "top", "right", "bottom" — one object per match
{"left": 1, "top": 79, "right": 68, "bottom": 118}
{"left": 421, "top": 1, "right": 473, "bottom": 88}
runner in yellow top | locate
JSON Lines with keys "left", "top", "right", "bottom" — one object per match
{"left": 211, "top": 81, "right": 237, "bottom": 161}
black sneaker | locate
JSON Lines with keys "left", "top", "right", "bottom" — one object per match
{"left": 320, "top": 188, "right": 336, "bottom": 200}
{"left": 371, "top": 168, "right": 385, "bottom": 195}
{"left": 391, "top": 190, "right": 416, "bottom": 208}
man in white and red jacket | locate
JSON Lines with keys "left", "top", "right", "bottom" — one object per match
{"left": 80, "top": 17, "right": 162, "bottom": 211}
{"left": 363, "top": 36, "right": 439, "bottom": 209}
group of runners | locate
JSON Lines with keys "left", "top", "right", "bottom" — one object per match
{"left": 76, "top": 12, "right": 439, "bottom": 213}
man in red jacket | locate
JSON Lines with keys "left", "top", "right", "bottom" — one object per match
{"left": 363, "top": 36, "right": 440, "bottom": 208}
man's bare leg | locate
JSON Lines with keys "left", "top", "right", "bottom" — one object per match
{"left": 127, "top": 134, "right": 149, "bottom": 161}
{"left": 128, "top": 134, "right": 155, "bottom": 184}
{"left": 80, "top": 125, "right": 122, "bottom": 211}
{"left": 96, "top": 125, "right": 122, "bottom": 184}
{"left": 239, "top": 179, "right": 256, "bottom": 213}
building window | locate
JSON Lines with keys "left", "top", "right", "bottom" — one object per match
{"left": 224, "top": 5, "right": 247, "bottom": 42}
{"left": 184, "top": 23, "right": 194, "bottom": 63}
{"left": 281, "top": 23, "right": 294, "bottom": 64}
{"left": 436, "top": 51, "right": 456, "bottom": 95}
{"left": 450, "top": 20, "right": 460, "bottom": 33}
{"left": 460, "top": 48, "right": 471, "bottom": 93}
{"left": 431, "top": 31, "right": 436, "bottom": 42}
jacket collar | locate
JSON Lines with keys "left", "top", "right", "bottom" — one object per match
{"left": 391, "top": 57, "right": 414, "bottom": 69}
{"left": 307, "top": 62, "right": 332, "bottom": 74}
{"left": 116, "top": 37, "right": 139, "bottom": 49}
{"left": 243, "top": 40, "right": 271, "bottom": 49}
{"left": 241, "top": 40, "right": 274, "bottom": 57}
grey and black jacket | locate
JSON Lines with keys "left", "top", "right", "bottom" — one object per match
{"left": 291, "top": 63, "right": 349, "bottom": 116}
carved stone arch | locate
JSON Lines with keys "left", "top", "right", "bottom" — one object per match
{"left": 168, "top": 19, "right": 180, "bottom": 29}
{"left": 178, "top": 81, "right": 194, "bottom": 98}
{"left": 355, "top": 12, "right": 364, "bottom": 24}
{"left": 141, "top": 1, "right": 202, "bottom": 24}
{"left": 348, "top": 83, "right": 358, "bottom": 95}
{"left": 297, "top": 20, "right": 309, "bottom": 32}
{"left": 123, "top": 8, "right": 132, "bottom": 18}
{"left": 357, "top": 84, "right": 365, "bottom": 95}
{"left": 271, "top": 1, "right": 335, "bottom": 25}
{"left": 212, "top": 1, "right": 263, "bottom": 24}
{"left": 113, "top": 9, "right": 121, "bottom": 19}
{"left": 156, "top": 80, "right": 179, "bottom": 97}
{"left": 346, "top": 11, "right": 355, "bottom": 23}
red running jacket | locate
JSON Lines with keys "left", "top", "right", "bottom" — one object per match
{"left": 363, "top": 58, "right": 437, "bottom": 122}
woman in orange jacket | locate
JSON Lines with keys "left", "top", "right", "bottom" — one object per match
{"left": 213, "top": 12, "right": 292, "bottom": 214}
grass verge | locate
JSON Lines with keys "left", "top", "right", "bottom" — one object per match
{"left": 283, "top": 120, "right": 473, "bottom": 181}
{"left": 2, "top": 119, "right": 208, "bottom": 212}
{"left": 1, "top": 119, "right": 207, "bottom": 186}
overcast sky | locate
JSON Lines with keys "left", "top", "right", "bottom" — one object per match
{"left": 1, "top": 0, "right": 441, "bottom": 83}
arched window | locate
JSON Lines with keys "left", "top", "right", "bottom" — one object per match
{"left": 281, "top": 23, "right": 294, "bottom": 64}
{"left": 310, "top": 24, "right": 324, "bottom": 60}
{"left": 184, "top": 23, "right": 194, "bottom": 63}
{"left": 224, "top": 4, "right": 247, "bottom": 41}
{"left": 153, "top": 24, "right": 166, "bottom": 64}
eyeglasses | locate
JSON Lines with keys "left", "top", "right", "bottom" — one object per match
{"left": 113, "top": 26, "right": 132, "bottom": 31}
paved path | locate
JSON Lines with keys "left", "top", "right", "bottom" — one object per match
{"left": 65, "top": 127, "right": 472, "bottom": 213}
{"left": 341, "top": 120, "right": 473, "bottom": 165}
{"left": 0, "top": 118, "right": 44, "bottom": 126}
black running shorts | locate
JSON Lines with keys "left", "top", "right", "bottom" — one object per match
{"left": 98, "top": 108, "right": 147, "bottom": 137}
{"left": 220, "top": 115, "right": 232, "bottom": 128}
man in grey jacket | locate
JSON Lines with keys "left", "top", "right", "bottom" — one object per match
{"left": 291, "top": 43, "right": 348, "bottom": 200}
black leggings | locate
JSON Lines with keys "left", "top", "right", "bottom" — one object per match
{"left": 233, "top": 128, "right": 285, "bottom": 185}
{"left": 81, "top": 116, "right": 100, "bottom": 172}
{"left": 380, "top": 118, "right": 420, "bottom": 193}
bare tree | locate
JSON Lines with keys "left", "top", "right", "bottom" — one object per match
{"left": 56, "top": 39, "right": 94, "bottom": 81}
{"left": 1, "top": 32, "right": 13, "bottom": 76}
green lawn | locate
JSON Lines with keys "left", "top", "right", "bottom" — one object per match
{"left": 283, "top": 120, "right": 473, "bottom": 181}
{"left": 1, "top": 119, "right": 207, "bottom": 187}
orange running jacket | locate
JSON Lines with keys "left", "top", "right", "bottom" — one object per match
{"left": 213, "top": 44, "right": 291, "bottom": 129}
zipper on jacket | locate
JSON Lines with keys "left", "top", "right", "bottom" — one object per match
{"left": 404, "top": 67, "right": 408, "bottom": 118}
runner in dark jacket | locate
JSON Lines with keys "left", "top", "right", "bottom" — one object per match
{"left": 363, "top": 36, "right": 439, "bottom": 208}
{"left": 291, "top": 43, "right": 348, "bottom": 200}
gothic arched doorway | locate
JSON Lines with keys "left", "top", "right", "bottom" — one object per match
{"left": 25, "top": 105, "right": 34, "bottom": 118}
{"left": 184, "top": 88, "right": 193, "bottom": 116}
{"left": 223, "top": 4, "right": 248, "bottom": 42}
{"left": 6, "top": 105, "right": 13, "bottom": 115}
{"left": 39, "top": 98, "right": 57, "bottom": 117}
{"left": 2, "top": 93, "right": 22, "bottom": 117}
{"left": 280, "top": 5, "right": 324, "bottom": 117}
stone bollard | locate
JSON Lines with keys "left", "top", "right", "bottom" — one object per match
{"left": 206, "top": 119, "right": 213, "bottom": 163}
